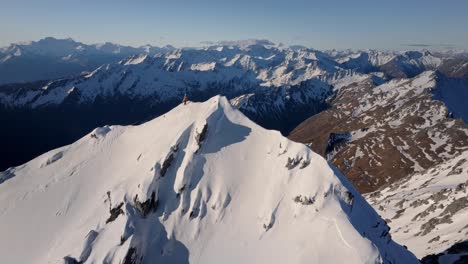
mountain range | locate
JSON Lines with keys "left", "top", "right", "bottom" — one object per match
{"left": 1, "top": 37, "right": 467, "bottom": 263}
{"left": 0, "top": 37, "right": 174, "bottom": 85}
{"left": 1, "top": 38, "right": 467, "bottom": 175}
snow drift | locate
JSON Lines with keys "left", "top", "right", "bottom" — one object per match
{"left": 0, "top": 96, "right": 417, "bottom": 264}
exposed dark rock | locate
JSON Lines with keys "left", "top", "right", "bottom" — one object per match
{"left": 178, "top": 184, "right": 186, "bottom": 193}
{"left": 430, "top": 189, "right": 450, "bottom": 203}
{"left": 368, "top": 191, "right": 382, "bottom": 198}
{"left": 441, "top": 197, "right": 468, "bottom": 217}
{"left": 63, "top": 256, "right": 80, "bottom": 264}
{"left": 410, "top": 198, "right": 430, "bottom": 208}
{"left": 343, "top": 191, "right": 354, "bottom": 206}
{"left": 285, "top": 157, "right": 302, "bottom": 170}
{"left": 420, "top": 215, "right": 453, "bottom": 236}
{"left": 106, "top": 191, "right": 112, "bottom": 209}
{"left": 120, "top": 235, "right": 127, "bottom": 245}
{"left": 299, "top": 159, "right": 310, "bottom": 169}
{"left": 195, "top": 123, "right": 208, "bottom": 148}
{"left": 263, "top": 222, "right": 273, "bottom": 231}
{"left": 413, "top": 203, "right": 442, "bottom": 221}
{"left": 393, "top": 208, "right": 406, "bottom": 219}
{"left": 395, "top": 199, "right": 406, "bottom": 209}
{"left": 189, "top": 208, "right": 200, "bottom": 220}
{"left": 293, "top": 195, "right": 315, "bottom": 205}
{"left": 160, "top": 153, "right": 174, "bottom": 177}
{"left": 106, "top": 202, "right": 124, "bottom": 224}
{"left": 448, "top": 168, "right": 463, "bottom": 176}
{"left": 133, "top": 192, "right": 158, "bottom": 217}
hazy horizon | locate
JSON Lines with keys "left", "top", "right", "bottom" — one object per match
{"left": 1, "top": 36, "right": 467, "bottom": 53}
{"left": 1, "top": 0, "right": 467, "bottom": 50}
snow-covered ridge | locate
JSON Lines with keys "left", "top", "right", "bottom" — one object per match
{"left": 0, "top": 45, "right": 340, "bottom": 108}
{"left": 0, "top": 37, "right": 173, "bottom": 59}
{"left": 0, "top": 96, "right": 417, "bottom": 264}
{"left": 1, "top": 38, "right": 465, "bottom": 109}
{"left": 0, "top": 37, "right": 176, "bottom": 85}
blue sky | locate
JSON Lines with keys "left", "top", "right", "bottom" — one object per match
{"left": 1, "top": 0, "right": 467, "bottom": 50}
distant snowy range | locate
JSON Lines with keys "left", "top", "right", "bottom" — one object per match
{"left": 0, "top": 37, "right": 467, "bottom": 264}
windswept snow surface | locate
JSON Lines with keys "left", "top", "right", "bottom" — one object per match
{"left": 0, "top": 96, "right": 417, "bottom": 264}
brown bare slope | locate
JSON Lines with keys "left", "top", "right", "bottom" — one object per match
{"left": 289, "top": 71, "right": 468, "bottom": 193}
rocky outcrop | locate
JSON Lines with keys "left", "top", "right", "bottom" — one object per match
{"left": 133, "top": 192, "right": 158, "bottom": 218}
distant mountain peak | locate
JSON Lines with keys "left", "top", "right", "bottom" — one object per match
{"left": 202, "top": 39, "right": 275, "bottom": 48}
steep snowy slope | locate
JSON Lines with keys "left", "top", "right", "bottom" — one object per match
{"left": 365, "top": 150, "right": 468, "bottom": 262}
{"left": 0, "top": 96, "right": 417, "bottom": 264}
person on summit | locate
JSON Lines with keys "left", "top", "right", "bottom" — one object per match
{"left": 183, "top": 93, "right": 188, "bottom": 105}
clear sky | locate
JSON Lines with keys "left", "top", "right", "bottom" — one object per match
{"left": 1, "top": 0, "right": 467, "bottom": 50}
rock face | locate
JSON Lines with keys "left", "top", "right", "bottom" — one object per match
{"left": 0, "top": 96, "right": 418, "bottom": 264}
{"left": 365, "top": 150, "right": 468, "bottom": 260}
{"left": 289, "top": 71, "right": 468, "bottom": 193}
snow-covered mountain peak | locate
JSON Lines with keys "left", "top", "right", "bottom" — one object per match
{"left": 203, "top": 39, "right": 275, "bottom": 49}
{"left": 0, "top": 37, "right": 178, "bottom": 84}
{"left": 0, "top": 45, "right": 343, "bottom": 108}
{"left": 0, "top": 96, "right": 417, "bottom": 264}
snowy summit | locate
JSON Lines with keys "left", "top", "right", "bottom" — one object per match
{"left": 0, "top": 96, "right": 417, "bottom": 264}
